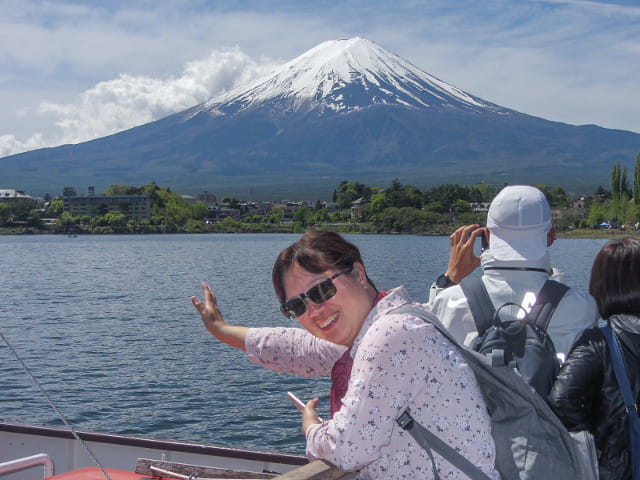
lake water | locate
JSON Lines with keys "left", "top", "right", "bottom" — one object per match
{"left": 0, "top": 233, "right": 609, "bottom": 455}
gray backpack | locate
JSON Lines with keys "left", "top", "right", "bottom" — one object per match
{"left": 393, "top": 304, "right": 597, "bottom": 480}
{"left": 460, "top": 277, "right": 567, "bottom": 398}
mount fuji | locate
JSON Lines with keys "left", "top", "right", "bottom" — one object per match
{"left": 1, "top": 37, "right": 639, "bottom": 199}
{"left": 200, "top": 37, "right": 499, "bottom": 116}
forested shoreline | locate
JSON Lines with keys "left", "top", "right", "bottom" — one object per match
{"left": 2, "top": 157, "right": 640, "bottom": 236}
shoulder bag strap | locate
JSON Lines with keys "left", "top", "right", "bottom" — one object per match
{"left": 601, "top": 325, "right": 637, "bottom": 412}
{"left": 527, "top": 280, "right": 569, "bottom": 332}
{"left": 601, "top": 325, "right": 640, "bottom": 480}
{"left": 396, "top": 408, "right": 492, "bottom": 480}
{"left": 460, "top": 276, "right": 495, "bottom": 336}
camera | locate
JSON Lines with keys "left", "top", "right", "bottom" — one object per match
{"left": 473, "top": 228, "right": 489, "bottom": 255}
{"left": 480, "top": 231, "right": 489, "bottom": 251}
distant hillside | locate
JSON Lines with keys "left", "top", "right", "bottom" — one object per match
{"left": 1, "top": 38, "right": 638, "bottom": 199}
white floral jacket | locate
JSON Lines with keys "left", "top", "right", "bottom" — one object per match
{"left": 245, "top": 286, "right": 499, "bottom": 480}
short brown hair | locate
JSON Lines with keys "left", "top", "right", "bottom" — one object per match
{"left": 589, "top": 237, "right": 640, "bottom": 319}
{"left": 272, "top": 231, "right": 374, "bottom": 303}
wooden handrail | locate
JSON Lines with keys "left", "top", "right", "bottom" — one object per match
{"left": 135, "top": 458, "right": 357, "bottom": 480}
{"left": 135, "top": 458, "right": 276, "bottom": 478}
{"left": 270, "top": 460, "right": 358, "bottom": 480}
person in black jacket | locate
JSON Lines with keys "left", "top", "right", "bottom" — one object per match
{"left": 549, "top": 237, "right": 640, "bottom": 480}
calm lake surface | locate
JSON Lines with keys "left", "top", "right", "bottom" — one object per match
{"left": 0, "top": 233, "right": 608, "bottom": 454}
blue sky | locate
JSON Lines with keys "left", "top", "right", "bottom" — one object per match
{"left": 1, "top": 0, "right": 639, "bottom": 158}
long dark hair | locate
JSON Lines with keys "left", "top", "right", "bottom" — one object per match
{"left": 589, "top": 237, "right": 640, "bottom": 319}
{"left": 272, "top": 231, "right": 376, "bottom": 303}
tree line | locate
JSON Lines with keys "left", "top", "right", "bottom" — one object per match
{"left": 0, "top": 180, "right": 572, "bottom": 235}
{"left": 1, "top": 153, "right": 639, "bottom": 234}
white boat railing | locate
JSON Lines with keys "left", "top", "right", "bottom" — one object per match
{"left": 0, "top": 453, "right": 54, "bottom": 478}
{"left": 1, "top": 422, "right": 307, "bottom": 479}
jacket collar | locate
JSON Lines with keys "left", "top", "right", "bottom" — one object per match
{"left": 480, "top": 249, "right": 552, "bottom": 275}
{"left": 610, "top": 314, "right": 640, "bottom": 335}
{"left": 350, "top": 286, "right": 412, "bottom": 356}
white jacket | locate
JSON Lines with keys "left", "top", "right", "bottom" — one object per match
{"left": 427, "top": 249, "right": 599, "bottom": 360}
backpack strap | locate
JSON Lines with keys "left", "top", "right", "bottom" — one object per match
{"left": 459, "top": 276, "right": 495, "bottom": 336}
{"left": 396, "top": 408, "right": 493, "bottom": 480}
{"left": 461, "top": 277, "right": 569, "bottom": 335}
{"left": 392, "top": 306, "right": 493, "bottom": 480}
{"left": 527, "top": 280, "right": 569, "bottom": 332}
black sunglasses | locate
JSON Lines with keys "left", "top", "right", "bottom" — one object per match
{"left": 280, "top": 271, "right": 347, "bottom": 319}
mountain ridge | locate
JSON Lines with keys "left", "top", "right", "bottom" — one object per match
{"left": 1, "top": 37, "right": 638, "bottom": 199}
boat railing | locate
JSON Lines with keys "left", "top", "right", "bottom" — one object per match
{"left": 0, "top": 453, "right": 54, "bottom": 478}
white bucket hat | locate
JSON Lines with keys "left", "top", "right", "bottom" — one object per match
{"left": 486, "top": 185, "right": 552, "bottom": 261}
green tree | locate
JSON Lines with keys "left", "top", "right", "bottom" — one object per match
{"left": 611, "top": 161, "right": 622, "bottom": 201}
{"left": 633, "top": 153, "right": 640, "bottom": 204}
{"left": 271, "top": 206, "right": 284, "bottom": 224}
{"left": 472, "top": 183, "right": 498, "bottom": 202}
{"left": 368, "top": 191, "right": 389, "bottom": 216}
{"left": 294, "top": 207, "right": 314, "bottom": 227}
{"left": 371, "top": 206, "right": 439, "bottom": 233}
{"left": 424, "top": 184, "right": 470, "bottom": 211}
{"left": 424, "top": 201, "right": 447, "bottom": 215}
{"left": 58, "top": 211, "right": 77, "bottom": 229}
{"left": 313, "top": 208, "right": 329, "bottom": 223}
{"left": 164, "top": 197, "right": 190, "bottom": 229}
{"left": 221, "top": 216, "right": 241, "bottom": 230}
{"left": 336, "top": 181, "right": 370, "bottom": 209}
{"left": 387, "top": 184, "right": 422, "bottom": 209}
{"left": 452, "top": 199, "right": 471, "bottom": 214}
{"left": 104, "top": 184, "right": 136, "bottom": 195}
{"left": 47, "top": 198, "right": 64, "bottom": 217}
{"left": 246, "top": 214, "right": 264, "bottom": 223}
{"left": 535, "top": 185, "right": 569, "bottom": 208}
{"left": 587, "top": 202, "right": 607, "bottom": 227}
{"left": 191, "top": 203, "right": 209, "bottom": 220}
{"left": 621, "top": 165, "right": 630, "bottom": 198}
{"left": 104, "top": 212, "right": 127, "bottom": 230}
{"left": 0, "top": 203, "right": 10, "bottom": 226}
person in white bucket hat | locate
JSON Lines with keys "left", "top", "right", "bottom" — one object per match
{"left": 428, "top": 185, "right": 599, "bottom": 362}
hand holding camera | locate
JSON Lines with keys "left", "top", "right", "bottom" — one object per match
{"left": 444, "top": 224, "right": 487, "bottom": 284}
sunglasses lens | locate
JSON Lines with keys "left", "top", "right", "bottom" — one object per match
{"left": 280, "top": 298, "right": 306, "bottom": 318}
{"left": 307, "top": 279, "right": 337, "bottom": 304}
{"left": 279, "top": 276, "right": 340, "bottom": 318}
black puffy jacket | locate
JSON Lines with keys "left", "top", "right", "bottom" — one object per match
{"left": 548, "top": 314, "right": 640, "bottom": 480}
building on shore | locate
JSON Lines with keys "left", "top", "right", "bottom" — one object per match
{"left": 0, "top": 189, "right": 34, "bottom": 202}
{"left": 63, "top": 187, "right": 150, "bottom": 221}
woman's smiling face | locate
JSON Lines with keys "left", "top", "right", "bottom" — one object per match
{"left": 282, "top": 262, "right": 373, "bottom": 347}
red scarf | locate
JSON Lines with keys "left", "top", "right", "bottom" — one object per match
{"left": 329, "top": 290, "right": 386, "bottom": 417}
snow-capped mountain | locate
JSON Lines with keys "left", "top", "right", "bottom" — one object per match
{"left": 200, "top": 37, "right": 499, "bottom": 116}
{"left": 1, "top": 38, "right": 639, "bottom": 199}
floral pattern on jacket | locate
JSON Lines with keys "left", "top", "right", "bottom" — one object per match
{"left": 246, "top": 287, "right": 498, "bottom": 480}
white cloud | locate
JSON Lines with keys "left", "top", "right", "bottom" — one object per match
{"left": 1, "top": 0, "right": 639, "bottom": 159}
{"left": 0, "top": 47, "right": 279, "bottom": 157}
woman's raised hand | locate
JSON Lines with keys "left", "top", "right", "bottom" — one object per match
{"left": 192, "top": 282, "right": 225, "bottom": 334}
{"left": 191, "top": 282, "right": 248, "bottom": 351}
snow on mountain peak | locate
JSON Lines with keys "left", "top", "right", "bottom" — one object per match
{"left": 201, "top": 37, "right": 496, "bottom": 116}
